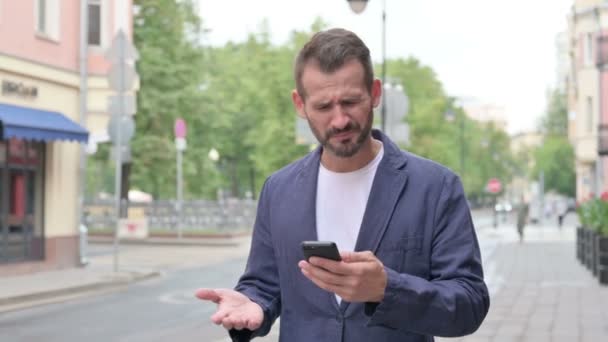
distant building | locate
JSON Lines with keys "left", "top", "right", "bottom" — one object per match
{"left": 460, "top": 100, "right": 508, "bottom": 132}
{"left": 567, "top": 0, "right": 608, "bottom": 201}
{"left": 0, "top": 0, "right": 137, "bottom": 275}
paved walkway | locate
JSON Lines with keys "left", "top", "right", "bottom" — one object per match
{"left": 437, "top": 222, "right": 608, "bottom": 342}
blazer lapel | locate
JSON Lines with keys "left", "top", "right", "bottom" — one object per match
{"left": 340, "top": 130, "right": 409, "bottom": 313}
{"left": 292, "top": 147, "right": 321, "bottom": 243}
{"left": 293, "top": 148, "right": 343, "bottom": 312}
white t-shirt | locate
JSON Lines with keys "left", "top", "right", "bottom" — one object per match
{"left": 316, "top": 143, "right": 384, "bottom": 302}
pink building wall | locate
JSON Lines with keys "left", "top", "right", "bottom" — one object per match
{"left": 0, "top": 0, "right": 131, "bottom": 75}
{"left": 0, "top": 0, "right": 79, "bottom": 71}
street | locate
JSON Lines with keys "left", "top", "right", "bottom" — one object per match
{"left": 2, "top": 212, "right": 605, "bottom": 342}
{"left": 0, "top": 257, "right": 246, "bottom": 342}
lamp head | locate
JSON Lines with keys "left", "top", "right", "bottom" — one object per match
{"left": 347, "top": 0, "right": 369, "bottom": 14}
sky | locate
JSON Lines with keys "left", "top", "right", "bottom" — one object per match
{"left": 197, "top": 0, "right": 573, "bottom": 135}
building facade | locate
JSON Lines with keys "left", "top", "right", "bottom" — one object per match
{"left": 0, "top": 0, "right": 135, "bottom": 275}
{"left": 567, "top": 0, "right": 608, "bottom": 201}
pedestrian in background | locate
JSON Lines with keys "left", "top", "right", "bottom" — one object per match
{"left": 196, "top": 28, "right": 489, "bottom": 342}
{"left": 516, "top": 197, "right": 529, "bottom": 243}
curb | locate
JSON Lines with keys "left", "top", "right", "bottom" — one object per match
{"left": 0, "top": 270, "right": 161, "bottom": 314}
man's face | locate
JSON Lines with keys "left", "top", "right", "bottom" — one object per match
{"left": 292, "top": 60, "right": 381, "bottom": 158}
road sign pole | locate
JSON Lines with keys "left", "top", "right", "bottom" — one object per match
{"left": 177, "top": 148, "right": 183, "bottom": 239}
{"left": 174, "top": 120, "right": 187, "bottom": 240}
{"left": 112, "top": 32, "right": 125, "bottom": 274}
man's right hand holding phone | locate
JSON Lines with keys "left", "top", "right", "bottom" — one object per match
{"left": 299, "top": 250, "right": 387, "bottom": 303}
{"left": 195, "top": 288, "right": 264, "bottom": 331}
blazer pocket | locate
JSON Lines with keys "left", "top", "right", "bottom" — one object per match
{"left": 379, "top": 236, "right": 422, "bottom": 252}
{"left": 377, "top": 236, "right": 423, "bottom": 273}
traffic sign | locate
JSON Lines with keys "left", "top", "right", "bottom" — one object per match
{"left": 174, "top": 118, "right": 187, "bottom": 138}
{"left": 105, "top": 30, "right": 139, "bottom": 62}
{"left": 487, "top": 178, "right": 502, "bottom": 194}
{"left": 107, "top": 114, "right": 135, "bottom": 143}
{"left": 108, "top": 95, "right": 136, "bottom": 116}
{"left": 108, "top": 62, "right": 136, "bottom": 92}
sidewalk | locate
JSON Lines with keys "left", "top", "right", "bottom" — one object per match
{"left": 438, "top": 221, "right": 608, "bottom": 342}
{"left": 0, "top": 235, "right": 252, "bottom": 313}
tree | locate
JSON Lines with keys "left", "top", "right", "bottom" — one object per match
{"left": 130, "top": 0, "right": 212, "bottom": 199}
{"left": 540, "top": 88, "right": 569, "bottom": 137}
{"left": 533, "top": 136, "right": 576, "bottom": 196}
{"left": 533, "top": 87, "right": 575, "bottom": 196}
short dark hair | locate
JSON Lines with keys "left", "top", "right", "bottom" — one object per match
{"left": 294, "top": 28, "right": 374, "bottom": 100}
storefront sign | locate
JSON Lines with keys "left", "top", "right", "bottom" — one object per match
{"left": 2, "top": 80, "right": 38, "bottom": 99}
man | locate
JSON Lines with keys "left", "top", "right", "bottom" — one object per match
{"left": 196, "top": 28, "right": 489, "bottom": 341}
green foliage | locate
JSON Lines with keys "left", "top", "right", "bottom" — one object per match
{"left": 531, "top": 87, "right": 575, "bottom": 197}
{"left": 540, "top": 88, "right": 568, "bottom": 136}
{"left": 577, "top": 198, "right": 608, "bottom": 236}
{"left": 385, "top": 58, "right": 514, "bottom": 198}
{"left": 532, "top": 136, "right": 575, "bottom": 197}
{"left": 88, "top": 5, "right": 518, "bottom": 201}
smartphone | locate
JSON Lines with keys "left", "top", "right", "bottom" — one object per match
{"left": 301, "top": 241, "right": 342, "bottom": 262}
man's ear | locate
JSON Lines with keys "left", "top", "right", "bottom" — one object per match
{"left": 371, "top": 79, "right": 382, "bottom": 108}
{"left": 292, "top": 89, "right": 307, "bottom": 119}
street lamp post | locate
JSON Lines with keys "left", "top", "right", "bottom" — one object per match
{"left": 347, "top": 0, "right": 387, "bottom": 133}
{"left": 444, "top": 107, "right": 465, "bottom": 180}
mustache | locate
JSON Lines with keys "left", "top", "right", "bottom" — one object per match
{"left": 326, "top": 122, "right": 360, "bottom": 138}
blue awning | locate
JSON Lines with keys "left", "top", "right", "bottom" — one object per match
{"left": 0, "top": 103, "right": 89, "bottom": 143}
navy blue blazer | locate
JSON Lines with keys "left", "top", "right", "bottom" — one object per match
{"left": 231, "top": 130, "right": 489, "bottom": 341}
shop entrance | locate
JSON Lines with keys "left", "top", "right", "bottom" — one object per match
{"left": 0, "top": 139, "right": 44, "bottom": 263}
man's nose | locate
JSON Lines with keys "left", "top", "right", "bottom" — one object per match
{"left": 330, "top": 106, "right": 351, "bottom": 130}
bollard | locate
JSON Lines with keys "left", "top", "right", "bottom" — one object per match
{"left": 597, "top": 235, "right": 608, "bottom": 285}
{"left": 79, "top": 224, "right": 89, "bottom": 266}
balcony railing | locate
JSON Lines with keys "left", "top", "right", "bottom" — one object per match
{"left": 599, "top": 124, "right": 608, "bottom": 155}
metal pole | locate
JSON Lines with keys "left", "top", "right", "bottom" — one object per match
{"left": 596, "top": 8, "right": 604, "bottom": 198}
{"left": 177, "top": 149, "right": 183, "bottom": 239}
{"left": 380, "top": 0, "right": 387, "bottom": 133}
{"left": 77, "top": 0, "right": 89, "bottom": 266}
{"left": 539, "top": 170, "right": 545, "bottom": 225}
{"left": 460, "top": 116, "right": 465, "bottom": 181}
{"left": 113, "top": 34, "right": 125, "bottom": 273}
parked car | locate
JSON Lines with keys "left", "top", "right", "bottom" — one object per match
{"left": 494, "top": 202, "right": 512, "bottom": 213}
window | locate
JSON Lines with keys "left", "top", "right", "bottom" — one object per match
{"left": 88, "top": 0, "right": 101, "bottom": 46}
{"left": 587, "top": 96, "right": 594, "bottom": 133}
{"left": 35, "top": 0, "right": 60, "bottom": 41}
{"left": 585, "top": 33, "right": 594, "bottom": 66}
{"left": 37, "top": 0, "right": 47, "bottom": 33}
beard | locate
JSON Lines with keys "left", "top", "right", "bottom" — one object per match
{"left": 307, "top": 107, "right": 374, "bottom": 158}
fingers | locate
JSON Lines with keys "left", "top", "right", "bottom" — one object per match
{"left": 214, "top": 311, "right": 261, "bottom": 331}
{"left": 195, "top": 288, "right": 221, "bottom": 303}
{"left": 340, "top": 250, "right": 376, "bottom": 263}
{"left": 300, "top": 262, "right": 344, "bottom": 286}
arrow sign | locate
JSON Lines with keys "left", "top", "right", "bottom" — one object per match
{"left": 105, "top": 30, "right": 139, "bottom": 62}
{"left": 108, "top": 95, "right": 136, "bottom": 116}
{"left": 108, "top": 62, "right": 136, "bottom": 92}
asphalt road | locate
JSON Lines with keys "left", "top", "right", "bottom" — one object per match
{"left": 0, "top": 210, "right": 502, "bottom": 342}
{"left": 0, "top": 258, "right": 247, "bottom": 342}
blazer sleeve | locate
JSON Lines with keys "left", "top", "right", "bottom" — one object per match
{"left": 366, "top": 173, "right": 490, "bottom": 337}
{"left": 229, "top": 178, "right": 282, "bottom": 340}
